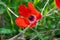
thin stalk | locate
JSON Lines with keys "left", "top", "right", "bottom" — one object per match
{"left": 30, "top": 28, "right": 60, "bottom": 40}
{"left": 43, "top": 7, "right": 56, "bottom": 17}
{"left": 31, "top": 29, "right": 45, "bottom": 40}
{"left": 41, "top": 0, "right": 49, "bottom": 14}
{"left": 0, "top": 1, "right": 18, "bottom": 17}
{"left": 9, "top": 25, "right": 30, "bottom": 40}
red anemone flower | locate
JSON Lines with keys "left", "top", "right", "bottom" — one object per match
{"left": 54, "top": 0, "right": 60, "bottom": 9}
{"left": 15, "top": 2, "right": 42, "bottom": 28}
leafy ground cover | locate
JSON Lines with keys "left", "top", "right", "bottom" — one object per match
{"left": 0, "top": 0, "right": 60, "bottom": 40}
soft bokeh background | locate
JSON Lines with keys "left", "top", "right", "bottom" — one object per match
{"left": 0, "top": 0, "right": 60, "bottom": 40}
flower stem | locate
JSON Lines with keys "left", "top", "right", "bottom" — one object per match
{"left": 44, "top": 7, "right": 56, "bottom": 17}
{"left": 31, "top": 29, "right": 45, "bottom": 40}
{"left": 9, "top": 25, "right": 30, "bottom": 40}
{"left": 0, "top": 1, "right": 18, "bottom": 17}
{"left": 30, "top": 28, "right": 60, "bottom": 40}
{"left": 41, "top": 0, "right": 49, "bottom": 14}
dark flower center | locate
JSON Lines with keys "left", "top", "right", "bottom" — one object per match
{"left": 29, "top": 15, "right": 35, "bottom": 21}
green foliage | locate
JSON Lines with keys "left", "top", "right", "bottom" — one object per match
{"left": 33, "top": 0, "right": 40, "bottom": 5}
{"left": 0, "top": 28, "right": 13, "bottom": 34}
{"left": 0, "top": 0, "right": 60, "bottom": 40}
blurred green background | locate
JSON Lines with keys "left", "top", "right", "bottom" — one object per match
{"left": 0, "top": 0, "right": 60, "bottom": 40}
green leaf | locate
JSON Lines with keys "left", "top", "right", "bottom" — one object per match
{"left": 33, "top": 0, "right": 40, "bottom": 5}
{"left": 0, "top": 7, "right": 5, "bottom": 15}
{"left": 0, "top": 28, "right": 13, "bottom": 34}
{"left": 7, "top": 10, "right": 14, "bottom": 30}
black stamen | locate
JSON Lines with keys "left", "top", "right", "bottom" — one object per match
{"left": 29, "top": 15, "right": 35, "bottom": 21}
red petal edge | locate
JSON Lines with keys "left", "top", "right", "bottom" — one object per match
{"left": 29, "top": 22, "right": 36, "bottom": 28}
{"left": 15, "top": 16, "right": 30, "bottom": 28}
{"left": 18, "top": 5, "right": 31, "bottom": 17}
{"left": 55, "top": 0, "right": 60, "bottom": 9}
